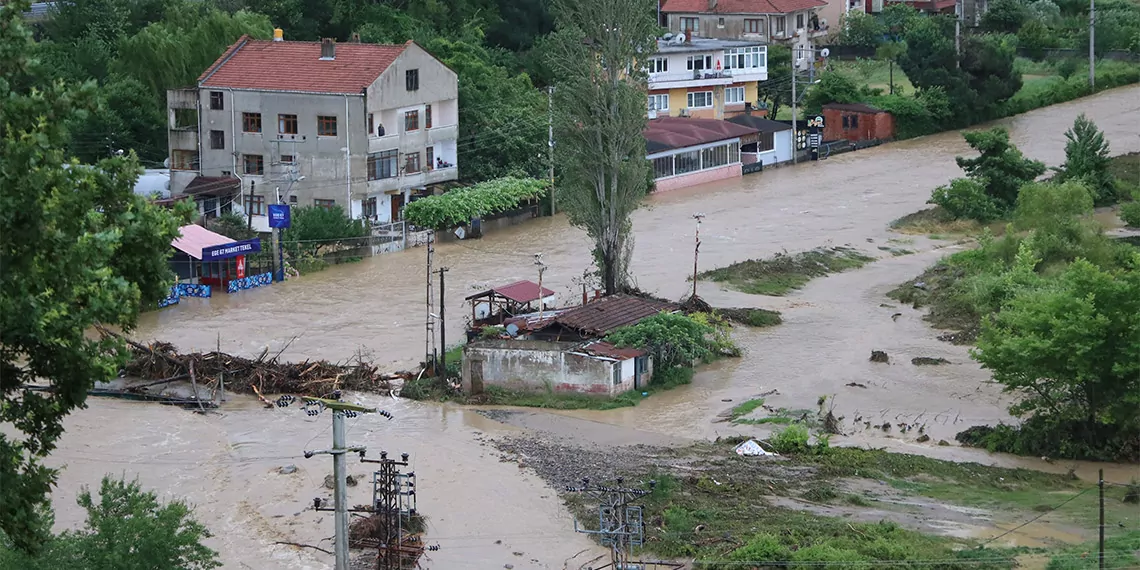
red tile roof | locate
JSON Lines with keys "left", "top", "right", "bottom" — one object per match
{"left": 198, "top": 35, "right": 408, "bottom": 94}
{"left": 645, "top": 117, "right": 759, "bottom": 152}
{"left": 554, "top": 294, "right": 678, "bottom": 336}
{"left": 661, "top": 0, "right": 826, "bottom": 14}
{"left": 465, "top": 280, "right": 556, "bottom": 304}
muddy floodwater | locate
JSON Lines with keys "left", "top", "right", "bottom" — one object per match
{"left": 46, "top": 86, "right": 1140, "bottom": 568}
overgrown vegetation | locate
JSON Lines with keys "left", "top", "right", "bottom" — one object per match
{"left": 279, "top": 204, "right": 368, "bottom": 275}
{"left": 699, "top": 247, "right": 875, "bottom": 296}
{"left": 402, "top": 176, "right": 548, "bottom": 230}
{"left": 0, "top": 476, "right": 219, "bottom": 569}
{"left": 890, "top": 124, "right": 1140, "bottom": 461}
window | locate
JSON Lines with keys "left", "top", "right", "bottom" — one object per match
{"left": 317, "top": 115, "right": 338, "bottom": 137}
{"left": 243, "top": 154, "right": 264, "bottom": 175}
{"left": 729, "top": 141, "right": 740, "bottom": 163}
{"left": 202, "top": 197, "right": 218, "bottom": 218}
{"left": 680, "top": 17, "right": 698, "bottom": 33}
{"left": 173, "top": 108, "right": 197, "bottom": 129}
{"left": 797, "top": 13, "right": 805, "bottom": 29}
{"left": 244, "top": 194, "right": 265, "bottom": 216}
{"left": 702, "top": 144, "right": 730, "bottom": 169}
{"left": 612, "top": 362, "right": 621, "bottom": 386}
{"left": 278, "top": 114, "right": 297, "bottom": 135}
{"left": 744, "top": 18, "right": 762, "bottom": 34}
{"left": 649, "top": 57, "right": 668, "bottom": 73}
{"left": 425, "top": 105, "right": 432, "bottom": 129}
{"left": 674, "top": 149, "right": 700, "bottom": 174}
{"left": 686, "top": 55, "right": 711, "bottom": 71}
{"left": 209, "top": 91, "right": 223, "bottom": 110}
{"left": 426, "top": 146, "right": 434, "bottom": 169}
{"left": 687, "top": 91, "right": 713, "bottom": 108}
{"left": 758, "top": 131, "right": 775, "bottom": 152}
{"left": 221, "top": 198, "right": 232, "bottom": 215}
{"left": 209, "top": 130, "right": 225, "bottom": 150}
{"left": 362, "top": 197, "right": 377, "bottom": 219}
{"left": 717, "top": 17, "right": 725, "bottom": 28}
{"left": 367, "top": 150, "right": 398, "bottom": 180}
{"left": 775, "top": 16, "right": 786, "bottom": 34}
{"left": 405, "top": 151, "right": 421, "bottom": 174}
{"left": 368, "top": 113, "right": 374, "bottom": 135}
{"left": 171, "top": 150, "right": 197, "bottom": 170}
{"left": 725, "top": 46, "right": 765, "bottom": 70}
{"left": 242, "top": 112, "right": 261, "bottom": 133}
{"left": 843, "top": 114, "right": 859, "bottom": 129}
{"left": 280, "top": 154, "right": 295, "bottom": 164}
{"left": 314, "top": 199, "right": 336, "bottom": 210}
{"left": 406, "top": 69, "right": 419, "bottom": 91}
{"left": 842, "top": 116, "right": 849, "bottom": 128}
{"left": 725, "top": 86, "right": 745, "bottom": 104}
{"left": 648, "top": 94, "right": 669, "bottom": 112}
{"left": 404, "top": 110, "right": 419, "bottom": 132}
{"left": 851, "top": 114, "right": 859, "bottom": 128}
{"left": 289, "top": 195, "right": 298, "bottom": 204}
{"left": 651, "top": 155, "right": 674, "bottom": 179}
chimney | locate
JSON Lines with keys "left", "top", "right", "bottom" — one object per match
{"left": 708, "top": 0, "right": 718, "bottom": 10}
{"left": 273, "top": 28, "right": 283, "bottom": 41}
{"left": 582, "top": 284, "right": 588, "bottom": 306}
{"left": 350, "top": 32, "right": 361, "bottom": 43}
{"left": 320, "top": 38, "right": 335, "bottom": 60}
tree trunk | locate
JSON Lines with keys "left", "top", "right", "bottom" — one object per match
{"left": 889, "top": 61, "right": 894, "bottom": 95}
{"left": 602, "top": 247, "right": 618, "bottom": 295}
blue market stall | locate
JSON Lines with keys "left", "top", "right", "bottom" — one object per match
{"left": 169, "top": 224, "right": 272, "bottom": 296}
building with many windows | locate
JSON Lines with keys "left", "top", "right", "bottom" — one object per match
{"left": 660, "top": 0, "right": 829, "bottom": 46}
{"left": 648, "top": 37, "right": 767, "bottom": 120}
{"left": 645, "top": 116, "right": 759, "bottom": 192}
{"left": 167, "top": 30, "right": 458, "bottom": 230}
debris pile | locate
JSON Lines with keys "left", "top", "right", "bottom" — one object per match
{"left": 101, "top": 327, "right": 409, "bottom": 397}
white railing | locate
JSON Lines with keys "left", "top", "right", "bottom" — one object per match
{"left": 370, "top": 220, "right": 406, "bottom": 254}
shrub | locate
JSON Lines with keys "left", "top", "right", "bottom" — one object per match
{"left": 929, "top": 178, "right": 1003, "bottom": 221}
{"left": 771, "top": 424, "right": 811, "bottom": 454}
{"left": 725, "top": 533, "right": 790, "bottom": 564}
{"left": 1121, "top": 202, "right": 1140, "bottom": 227}
{"left": 403, "top": 176, "right": 547, "bottom": 229}
{"left": 607, "top": 311, "right": 727, "bottom": 369}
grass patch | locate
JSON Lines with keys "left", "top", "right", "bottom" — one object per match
{"left": 700, "top": 246, "right": 875, "bottom": 296}
{"left": 715, "top": 307, "right": 783, "bottom": 327}
{"left": 735, "top": 415, "right": 794, "bottom": 425}
{"left": 1045, "top": 530, "right": 1140, "bottom": 570}
{"left": 833, "top": 58, "right": 916, "bottom": 95}
{"left": 729, "top": 398, "right": 765, "bottom": 421}
{"left": 887, "top": 262, "right": 981, "bottom": 342}
{"left": 890, "top": 206, "right": 985, "bottom": 236}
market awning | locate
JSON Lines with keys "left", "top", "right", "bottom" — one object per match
{"left": 171, "top": 224, "right": 260, "bottom": 261}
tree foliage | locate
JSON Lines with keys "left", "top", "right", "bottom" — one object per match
{"left": 802, "top": 71, "right": 868, "bottom": 115}
{"left": 756, "top": 44, "right": 792, "bottom": 119}
{"left": 836, "top": 12, "right": 885, "bottom": 48}
{"left": 929, "top": 178, "right": 1003, "bottom": 222}
{"left": 980, "top": 0, "right": 1030, "bottom": 34}
{"left": 207, "top": 212, "right": 259, "bottom": 241}
{"left": 1056, "top": 114, "right": 1114, "bottom": 204}
{"left": 607, "top": 312, "right": 714, "bottom": 370}
{"left": 1, "top": 0, "right": 191, "bottom": 550}
{"left": 547, "top": 0, "right": 657, "bottom": 294}
{"left": 281, "top": 205, "right": 367, "bottom": 258}
{"left": 403, "top": 176, "right": 547, "bottom": 229}
{"left": 955, "top": 127, "right": 1047, "bottom": 209}
{"left": 0, "top": 476, "right": 220, "bottom": 569}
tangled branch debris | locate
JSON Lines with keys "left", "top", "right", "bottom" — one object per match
{"left": 100, "top": 327, "right": 410, "bottom": 397}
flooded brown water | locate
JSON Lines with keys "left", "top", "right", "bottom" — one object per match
{"left": 47, "top": 86, "right": 1140, "bottom": 567}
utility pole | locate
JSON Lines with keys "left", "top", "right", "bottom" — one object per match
{"left": 425, "top": 230, "right": 436, "bottom": 372}
{"left": 955, "top": 0, "right": 962, "bottom": 65}
{"left": 535, "top": 253, "right": 547, "bottom": 320}
{"left": 691, "top": 213, "right": 704, "bottom": 300}
{"left": 568, "top": 478, "right": 668, "bottom": 570}
{"left": 436, "top": 266, "right": 449, "bottom": 378}
{"left": 1089, "top": 0, "right": 1096, "bottom": 88}
{"left": 282, "top": 396, "right": 385, "bottom": 570}
{"left": 548, "top": 86, "right": 556, "bottom": 216}
{"left": 791, "top": 59, "right": 798, "bottom": 165}
{"left": 1099, "top": 468, "right": 1105, "bottom": 570}
{"left": 247, "top": 180, "right": 256, "bottom": 230}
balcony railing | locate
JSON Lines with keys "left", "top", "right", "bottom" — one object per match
{"left": 650, "top": 69, "right": 735, "bottom": 84}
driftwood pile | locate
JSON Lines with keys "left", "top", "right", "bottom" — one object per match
{"left": 100, "top": 327, "right": 409, "bottom": 397}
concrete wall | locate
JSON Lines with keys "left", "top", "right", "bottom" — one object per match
{"left": 823, "top": 108, "right": 894, "bottom": 143}
{"left": 462, "top": 340, "right": 635, "bottom": 396}
{"left": 654, "top": 163, "right": 741, "bottom": 192}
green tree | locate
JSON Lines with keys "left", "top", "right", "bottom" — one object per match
{"left": 606, "top": 312, "right": 714, "bottom": 370}
{"left": 837, "top": 11, "right": 886, "bottom": 49}
{"left": 0, "top": 477, "right": 220, "bottom": 569}
{"left": 972, "top": 254, "right": 1140, "bottom": 458}
{"left": 1055, "top": 114, "right": 1114, "bottom": 204}
{"left": 281, "top": 205, "right": 368, "bottom": 258}
{"left": 959, "top": 33, "right": 1022, "bottom": 115}
{"left": 1016, "top": 18, "right": 1059, "bottom": 61}
{"left": 756, "top": 44, "right": 792, "bottom": 118}
{"left": 1, "top": 0, "right": 191, "bottom": 551}
{"left": 802, "top": 71, "right": 865, "bottom": 115}
{"left": 66, "top": 76, "right": 167, "bottom": 164}
{"left": 207, "top": 212, "right": 259, "bottom": 241}
{"left": 876, "top": 40, "right": 908, "bottom": 94}
{"left": 547, "top": 0, "right": 658, "bottom": 294}
{"left": 981, "top": 0, "right": 1030, "bottom": 33}
{"left": 929, "top": 178, "right": 1003, "bottom": 222}
{"left": 955, "top": 127, "right": 1047, "bottom": 209}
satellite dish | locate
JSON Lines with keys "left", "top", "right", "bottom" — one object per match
{"left": 163, "top": 157, "right": 171, "bottom": 168}
{"left": 674, "top": 33, "right": 685, "bottom": 44}
{"left": 662, "top": 33, "right": 674, "bottom": 41}
{"left": 820, "top": 48, "right": 830, "bottom": 58}
{"left": 505, "top": 323, "right": 519, "bottom": 337}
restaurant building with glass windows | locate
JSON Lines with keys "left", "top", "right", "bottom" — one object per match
{"left": 645, "top": 117, "right": 759, "bottom": 192}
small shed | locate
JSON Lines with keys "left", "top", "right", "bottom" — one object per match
{"left": 727, "top": 114, "right": 794, "bottom": 168}
{"left": 466, "top": 280, "right": 556, "bottom": 328}
{"left": 171, "top": 224, "right": 262, "bottom": 291}
{"left": 822, "top": 103, "right": 895, "bottom": 144}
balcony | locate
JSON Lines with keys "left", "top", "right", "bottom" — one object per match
{"left": 424, "top": 165, "right": 458, "bottom": 185}
{"left": 649, "top": 69, "right": 736, "bottom": 90}
{"left": 368, "top": 132, "right": 400, "bottom": 154}
{"left": 427, "top": 124, "right": 458, "bottom": 145}
{"left": 169, "top": 129, "right": 198, "bottom": 151}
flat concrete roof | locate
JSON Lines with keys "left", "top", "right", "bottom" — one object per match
{"left": 655, "top": 37, "right": 766, "bottom": 54}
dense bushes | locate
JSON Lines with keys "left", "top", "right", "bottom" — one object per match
{"left": 606, "top": 311, "right": 740, "bottom": 371}
{"left": 1121, "top": 201, "right": 1140, "bottom": 227}
{"left": 403, "top": 176, "right": 547, "bottom": 230}
{"left": 929, "top": 178, "right": 1002, "bottom": 222}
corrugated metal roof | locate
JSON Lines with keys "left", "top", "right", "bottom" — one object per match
{"left": 466, "top": 280, "right": 555, "bottom": 304}
{"left": 727, "top": 114, "right": 793, "bottom": 133}
{"left": 554, "top": 294, "right": 678, "bottom": 336}
{"left": 823, "top": 103, "right": 886, "bottom": 114}
{"left": 645, "top": 117, "right": 759, "bottom": 152}
{"left": 171, "top": 224, "right": 234, "bottom": 260}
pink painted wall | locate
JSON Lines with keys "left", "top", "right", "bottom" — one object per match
{"left": 654, "top": 164, "right": 742, "bottom": 193}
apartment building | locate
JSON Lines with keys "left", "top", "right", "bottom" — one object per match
{"left": 648, "top": 37, "right": 768, "bottom": 120}
{"left": 660, "top": 0, "right": 830, "bottom": 46}
{"left": 167, "top": 30, "right": 458, "bottom": 230}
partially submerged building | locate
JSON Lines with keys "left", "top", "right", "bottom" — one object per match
{"left": 461, "top": 294, "right": 678, "bottom": 396}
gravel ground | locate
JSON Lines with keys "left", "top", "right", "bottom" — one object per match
{"left": 481, "top": 432, "right": 673, "bottom": 491}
